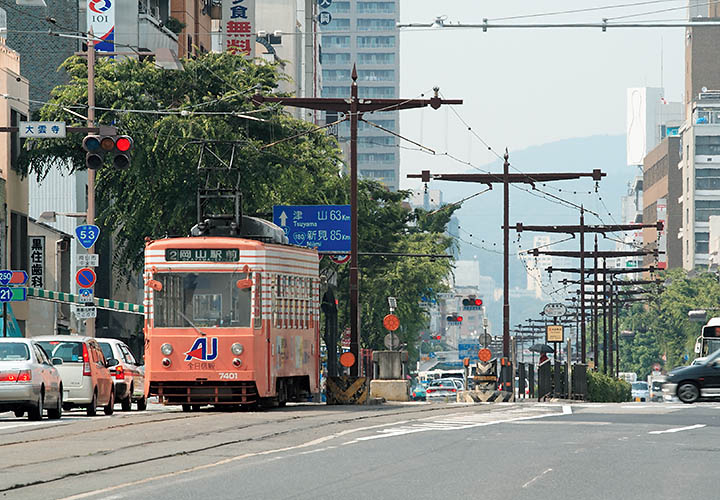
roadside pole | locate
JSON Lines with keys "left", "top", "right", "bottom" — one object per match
{"left": 85, "top": 30, "right": 96, "bottom": 337}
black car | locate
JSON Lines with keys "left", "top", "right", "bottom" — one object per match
{"left": 663, "top": 349, "right": 720, "bottom": 404}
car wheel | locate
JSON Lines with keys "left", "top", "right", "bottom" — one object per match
{"left": 28, "top": 391, "right": 43, "bottom": 421}
{"left": 86, "top": 391, "right": 98, "bottom": 416}
{"left": 677, "top": 382, "right": 700, "bottom": 404}
{"left": 104, "top": 390, "right": 115, "bottom": 415}
{"left": 48, "top": 388, "right": 63, "bottom": 420}
{"left": 136, "top": 397, "right": 147, "bottom": 411}
{"left": 121, "top": 395, "right": 132, "bottom": 412}
{"left": 182, "top": 404, "right": 191, "bottom": 412}
{"left": 14, "top": 410, "right": 24, "bottom": 418}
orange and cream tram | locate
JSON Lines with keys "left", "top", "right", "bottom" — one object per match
{"left": 143, "top": 219, "right": 320, "bottom": 409}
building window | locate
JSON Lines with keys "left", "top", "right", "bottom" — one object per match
{"left": 358, "top": 153, "right": 395, "bottom": 164}
{"left": 339, "top": 119, "right": 395, "bottom": 135}
{"left": 357, "top": 19, "right": 396, "bottom": 31}
{"left": 10, "top": 109, "right": 27, "bottom": 173}
{"left": 358, "top": 136, "right": 395, "bottom": 147}
{"left": 326, "top": 1, "right": 350, "bottom": 13}
{"left": 323, "top": 18, "right": 350, "bottom": 30}
{"left": 322, "top": 35, "right": 350, "bottom": 48}
{"left": 358, "top": 52, "right": 395, "bottom": 64}
{"left": 322, "top": 69, "right": 351, "bottom": 81}
{"left": 358, "top": 69, "right": 395, "bottom": 81}
{"left": 360, "top": 169, "right": 396, "bottom": 180}
{"left": 695, "top": 168, "right": 720, "bottom": 190}
{"left": 695, "top": 200, "right": 720, "bottom": 221}
{"left": 357, "top": 36, "right": 395, "bottom": 48}
{"left": 696, "top": 136, "right": 720, "bottom": 155}
{"left": 358, "top": 86, "right": 395, "bottom": 98}
{"left": 323, "top": 53, "right": 351, "bottom": 65}
{"left": 10, "top": 212, "right": 28, "bottom": 273}
{"left": 357, "top": 2, "right": 396, "bottom": 14}
{"left": 321, "top": 86, "right": 349, "bottom": 98}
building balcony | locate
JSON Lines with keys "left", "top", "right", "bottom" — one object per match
{"left": 138, "top": 14, "right": 179, "bottom": 52}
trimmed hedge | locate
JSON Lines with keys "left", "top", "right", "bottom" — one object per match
{"left": 587, "top": 371, "right": 632, "bottom": 402}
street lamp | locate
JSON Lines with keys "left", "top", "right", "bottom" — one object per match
{"left": 39, "top": 211, "right": 87, "bottom": 223}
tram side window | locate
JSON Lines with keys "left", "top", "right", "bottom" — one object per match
{"left": 154, "top": 272, "right": 252, "bottom": 328}
{"left": 253, "top": 273, "right": 262, "bottom": 328}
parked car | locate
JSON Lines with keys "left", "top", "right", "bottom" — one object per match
{"left": 35, "top": 336, "right": 114, "bottom": 416}
{"left": 426, "top": 378, "right": 464, "bottom": 401}
{"left": 663, "top": 348, "right": 720, "bottom": 404}
{"left": 97, "top": 339, "right": 146, "bottom": 411}
{"left": 631, "top": 381, "right": 650, "bottom": 402}
{"left": 410, "top": 384, "right": 426, "bottom": 401}
{"left": 0, "top": 338, "right": 63, "bottom": 420}
{"left": 649, "top": 378, "right": 666, "bottom": 402}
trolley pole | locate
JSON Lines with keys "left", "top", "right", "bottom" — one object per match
{"left": 255, "top": 69, "right": 462, "bottom": 376}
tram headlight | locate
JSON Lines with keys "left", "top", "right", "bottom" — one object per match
{"left": 231, "top": 343, "right": 244, "bottom": 355}
{"left": 161, "top": 343, "right": 173, "bottom": 355}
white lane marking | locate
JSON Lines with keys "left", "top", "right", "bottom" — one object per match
{"left": 57, "top": 420, "right": 411, "bottom": 500}
{"left": 562, "top": 405, "right": 572, "bottom": 415}
{"left": 511, "top": 421, "right": 611, "bottom": 426}
{"left": 522, "top": 468, "right": 553, "bottom": 488}
{"left": 648, "top": 424, "right": 706, "bottom": 435}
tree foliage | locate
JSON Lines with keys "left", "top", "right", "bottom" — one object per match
{"left": 21, "top": 53, "right": 458, "bottom": 355}
{"left": 618, "top": 268, "right": 720, "bottom": 378}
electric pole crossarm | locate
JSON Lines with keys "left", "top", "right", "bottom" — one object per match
{"left": 254, "top": 95, "right": 463, "bottom": 112}
{"left": 506, "top": 221, "right": 663, "bottom": 233}
{"left": 547, "top": 266, "right": 656, "bottom": 274}
{"left": 532, "top": 249, "right": 656, "bottom": 258}
{"left": 407, "top": 170, "right": 605, "bottom": 184}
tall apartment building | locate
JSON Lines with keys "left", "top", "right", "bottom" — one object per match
{"left": 521, "top": 236, "right": 551, "bottom": 299}
{"left": 320, "top": 1, "right": 400, "bottom": 191}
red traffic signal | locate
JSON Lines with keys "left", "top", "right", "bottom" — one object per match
{"left": 446, "top": 314, "right": 463, "bottom": 323}
{"left": 462, "top": 296, "right": 483, "bottom": 307}
{"left": 457, "top": 315, "right": 463, "bottom": 322}
{"left": 435, "top": 335, "right": 441, "bottom": 340}
{"left": 81, "top": 134, "right": 133, "bottom": 170}
{"left": 474, "top": 298, "right": 483, "bottom": 306}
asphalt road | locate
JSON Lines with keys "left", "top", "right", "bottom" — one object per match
{"left": 2, "top": 400, "right": 719, "bottom": 499}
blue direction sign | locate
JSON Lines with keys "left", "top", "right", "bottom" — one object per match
{"left": 273, "top": 205, "right": 351, "bottom": 253}
{"left": 0, "top": 270, "right": 28, "bottom": 286}
{"left": 318, "top": 0, "right": 332, "bottom": 7}
{"left": 0, "top": 287, "right": 26, "bottom": 302}
{"left": 318, "top": 11, "right": 332, "bottom": 25}
{"left": 458, "top": 343, "right": 481, "bottom": 360}
{"left": 75, "top": 224, "right": 100, "bottom": 249}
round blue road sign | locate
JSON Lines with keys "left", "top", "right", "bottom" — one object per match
{"left": 76, "top": 267, "right": 96, "bottom": 288}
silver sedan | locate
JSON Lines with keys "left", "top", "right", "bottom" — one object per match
{"left": 0, "top": 338, "right": 64, "bottom": 420}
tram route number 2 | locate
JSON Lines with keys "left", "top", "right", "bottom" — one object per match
{"left": 219, "top": 372, "right": 238, "bottom": 380}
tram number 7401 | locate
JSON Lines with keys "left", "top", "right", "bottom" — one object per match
{"left": 219, "top": 372, "right": 238, "bottom": 380}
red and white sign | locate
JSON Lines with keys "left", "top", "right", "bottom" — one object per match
{"left": 76, "top": 267, "right": 97, "bottom": 288}
{"left": 222, "top": 0, "right": 255, "bottom": 58}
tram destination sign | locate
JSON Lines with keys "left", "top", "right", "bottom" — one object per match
{"left": 165, "top": 248, "right": 240, "bottom": 262}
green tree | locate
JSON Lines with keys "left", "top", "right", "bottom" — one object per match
{"left": 21, "top": 53, "right": 345, "bottom": 273}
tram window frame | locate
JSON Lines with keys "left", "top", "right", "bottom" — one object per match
{"left": 253, "top": 272, "right": 262, "bottom": 329}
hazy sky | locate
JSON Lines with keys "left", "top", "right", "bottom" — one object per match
{"left": 397, "top": 0, "right": 687, "bottom": 190}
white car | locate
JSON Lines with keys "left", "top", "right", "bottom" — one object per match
{"left": 35, "top": 336, "right": 115, "bottom": 416}
{"left": 426, "top": 378, "right": 465, "bottom": 401}
{"left": 0, "top": 338, "right": 63, "bottom": 420}
{"left": 631, "top": 381, "right": 650, "bottom": 402}
{"left": 97, "top": 338, "right": 146, "bottom": 411}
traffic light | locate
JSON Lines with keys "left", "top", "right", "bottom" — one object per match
{"left": 462, "top": 296, "right": 483, "bottom": 307}
{"left": 82, "top": 134, "right": 133, "bottom": 170}
{"left": 446, "top": 313, "right": 463, "bottom": 324}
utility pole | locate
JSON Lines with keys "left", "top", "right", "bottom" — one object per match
{"left": 512, "top": 220, "right": 661, "bottom": 363}
{"left": 409, "top": 165, "right": 605, "bottom": 359}
{"left": 86, "top": 30, "right": 96, "bottom": 337}
{"left": 255, "top": 69, "right": 462, "bottom": 377}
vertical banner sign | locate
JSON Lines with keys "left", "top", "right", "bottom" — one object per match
{"left": 87, "top": 0, "right": 115, "bottom": 52}
{"left": 28, "top": 236, "right": 44, "bottom": 289}
{"left": 222, "top": 0, "right": 255, "bottom": 58}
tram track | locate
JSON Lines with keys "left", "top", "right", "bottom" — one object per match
{"left": 1, "top": 403, "right": 494, "bottom": 493}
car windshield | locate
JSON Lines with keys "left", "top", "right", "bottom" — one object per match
{"left": 153, "top": 272, "right": 252, "bottom": 328}
{"left": 37, "top": 341, "right": 83, "bottom": 363}
{"left": 631, "top": 382, "right": 648, "bottom": 390}
{"left": 98, "top": 342, "right": 114, "bottom": 362}
{"left": 430, "top": 380, "right": 454, "bottom": 387}
{"left": 707, "top": 348, "right": 720, "bottom": 364}
{"left": 0, "top": 342, "right": 29, "bottom": 361}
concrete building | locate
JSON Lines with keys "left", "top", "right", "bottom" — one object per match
{"left": 521, "top": 235, "right": 551, "bottom": 299}
{"left": 679, "top": 90, "right": 720, "bottom": 269}
{"left": 642, "top": 136, "right": 682, "bottom": 269}
{"left": 320, "top": 0, "right": 400, "bottom": 190}
{"left": 0, "top": 36, "right": 29, "bottom": 335}
{"left": 170, "top": 0, "right": 213, "bottom": 57}
{"left": 627, "top": 87, "right": 683, "bottom": 167}
{"left": 686, "top": 2, "right": 720, "bottom": 116}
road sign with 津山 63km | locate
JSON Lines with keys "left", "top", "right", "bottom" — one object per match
{"left": 76, "top": 268, "right": 96, "bottom": 288}
{"left": 75, "top": 224, "right": 100, "bottom": 249}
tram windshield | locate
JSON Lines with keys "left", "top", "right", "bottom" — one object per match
{"left": 153, "top": 272, "right": 252, "bottom": 328}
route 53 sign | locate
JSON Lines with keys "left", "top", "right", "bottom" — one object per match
{"left": 75, "top": 224, "right": 100, "bottom": 249}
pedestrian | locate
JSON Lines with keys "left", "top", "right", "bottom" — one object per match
{"left": 539, "top": 352, "right": 548, "bottom": 364}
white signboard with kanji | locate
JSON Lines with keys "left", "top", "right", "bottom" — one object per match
{"left": 28, "top": 236, "right": 44, "bottom": 288}
{"left": 221, "top": 0, "right": 255, "bottom": 57}
{"left": 19, "top": 121, "right": 66, "bottom": 138}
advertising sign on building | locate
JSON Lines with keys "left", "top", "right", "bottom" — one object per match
{"left": 87, "top": 0, "right": 115, "bottom": 52}
{"left": 221, "top": 0, "right": 255, "bottom": 58}
{"left": 28, "top": 236, "right": 44, "bottom": 288}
